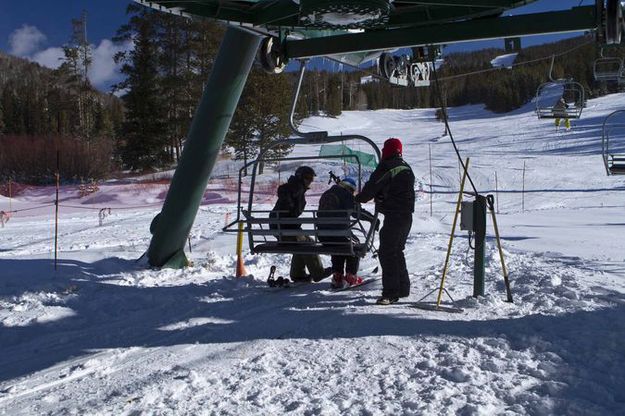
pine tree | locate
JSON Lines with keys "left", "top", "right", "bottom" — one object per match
{"left": 114, "top": 3, "right": 169, "bottom": 170}
{"left": 225, "top": 68, "right": 295, "bottom": 167}
{"left": 0, "top": 100, "right": 5, "bottom": 135}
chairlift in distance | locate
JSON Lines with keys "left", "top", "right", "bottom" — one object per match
{"left": 535, "top": 56, "right": 585, "bottom": 120}
{"left": 223, "top": 60, "right": 381, "bottom": 257}
{"left": 593, "top": 48, "right": 624, "bottom": 82}
{"left": 601, "top": 110, "right": 625, "bottom": 175}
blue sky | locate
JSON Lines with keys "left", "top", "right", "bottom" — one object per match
{"left": 0, "top": 0, "right": 595, "bottom": 91}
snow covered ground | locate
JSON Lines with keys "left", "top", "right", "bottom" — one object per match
{"left": 1, "top": 93, "right": 625, "bottom": 415}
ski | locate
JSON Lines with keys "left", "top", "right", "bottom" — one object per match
{"left": 331, "top": 277, "right": 379, "bottom": 292}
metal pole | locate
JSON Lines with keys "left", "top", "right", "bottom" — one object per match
{"left": 147, "top": 27, "right": 261, "bottom": 268}
{"left": 437, "top": 158, "right": 470, "bottom": 307}
{"left": 429, "top": 143, "right": 433, "bottom": 217}
{"left": 8, "top": 179, "right": 12, "bottom": 212}
{"left": 54, "top": 151, "right": 60, "bottom": 271}
{"left": 522, "top": 160, "right": 526, "bottom": 212}
{"left": 473, "top": 194, "right": 487, "bottom": 298}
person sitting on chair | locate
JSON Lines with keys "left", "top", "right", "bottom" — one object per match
{"left": 317, "top": 177, "right": 378, "bottom": 289}
{"left": 554, "top": 97, "right": 569, "bottom": 131}
{"left": 269, "top": 166, "right": 331, "bottom": 282}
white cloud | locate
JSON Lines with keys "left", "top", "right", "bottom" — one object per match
{"left": 31, "top": 47, "right": 65, "bottom": 69}
{"left": 7, "top": 23, "right": 134, "bottom": 92}
{"left": 88, "top": 39, "right": 133, "bottom": 89}
{"left": 9, "top": 25, "right": 47, "bottom": 57}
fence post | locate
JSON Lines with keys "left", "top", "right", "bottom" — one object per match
{"left": 429, "top": 143, "right": 433, "bottom": 217}
{"left": 8, "top": 179, "right": 12, "bottom": 212}
{"left": 522, "top": 161, "right": 526, "bottom": 213}
{"left": 54, "top": 151, "right": 60, "bottom": 271}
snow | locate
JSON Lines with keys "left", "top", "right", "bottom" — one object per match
{"left": 2, "top": 93, "right": 625, "bottom": 415}
{"left": 491, "top": 53, "right": 518, "bottom": 69}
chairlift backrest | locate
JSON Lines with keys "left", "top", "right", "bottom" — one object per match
{"left": 594, "top": 57, "right": 624, "bottom": 81}
{"left": 601, "top": 110, "right": 625, "bottom": 175}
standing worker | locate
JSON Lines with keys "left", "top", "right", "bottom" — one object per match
{"left": 355, "top": 138, "right": 415, "bottom": 305}
{"left": 270, "top": 166, "right": 331, "bottom": 282}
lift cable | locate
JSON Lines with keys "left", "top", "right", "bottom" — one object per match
{"left": 430, "top": 60, "right": 479, "bottom": 196}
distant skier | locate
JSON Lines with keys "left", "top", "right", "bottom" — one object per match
{"left": 355, "top": 138, "right": 415, "bottom": 305}
{"left": 317, "top": 177, "right": 378, "bottom": 289}
{"left": 270, "top": 166, "right": 331, "bottom": 282}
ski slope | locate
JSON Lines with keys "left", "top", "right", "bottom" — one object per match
{"left": 1, "top": 94, "right": 625, "bottom": 415}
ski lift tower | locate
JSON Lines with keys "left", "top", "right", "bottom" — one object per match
{"left": 136, "top": 0, "right": 625, "bottom": 268}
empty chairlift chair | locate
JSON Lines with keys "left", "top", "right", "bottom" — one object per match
{"left": 594, "top": 56, "right": 624, "bottom": 82}
{"left": 602, "top": 110, "right": 625, "bottom": 175}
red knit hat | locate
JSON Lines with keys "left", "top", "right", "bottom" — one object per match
{"left": 382, "top": 138, "right": 402, "bottom": 160}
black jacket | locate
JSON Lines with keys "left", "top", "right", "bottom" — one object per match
{"left": 317, "top": 184, "right": 375, "bottom": 229}
{"left": 355, "top": 156, "right": 415, "bottom": 214}
{"left": 269, "top": 175, "right": 307, "bottom": 230}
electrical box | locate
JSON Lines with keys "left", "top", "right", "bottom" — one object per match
{"left": 460, "top": 201, "right": 474, "bottom": 231}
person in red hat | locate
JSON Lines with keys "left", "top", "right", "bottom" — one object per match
{"left": 355, "top": 137, "right": 415, "bottom": 305}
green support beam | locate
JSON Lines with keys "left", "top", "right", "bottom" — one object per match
{"left": 147, "top": 27, "right": 261, "bottom": 268}
{"left": 284, "top": 6, "right": 597, "bottom": 59}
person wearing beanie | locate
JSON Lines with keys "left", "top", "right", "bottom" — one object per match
{"left": 317, "top": 176, "right": 377, "bottom": 288}
{"left": 270, "top": 166, "right": 332, "bottom": 282}
{"left": 355, "top": 137, "right": 415, "bottom": 305}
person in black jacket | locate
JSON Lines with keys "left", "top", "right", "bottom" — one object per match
{"left": 318, "top": 177, "right": 377, "bottom": 288}
{"left": 355, "top": 138, "right": 415, "bottom": 305}
{"left": 270, "top": 166, "right": 331, "bottom": 282}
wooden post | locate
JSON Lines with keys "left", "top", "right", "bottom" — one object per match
{"left": 429, "top": 144, "right": 433, "bottom": 217}
{"left": 437, "top": 158, "right": 470, "bottom": 307}
{"left": 8, "top": 179, "right": 12, "bottom": 212}
{"left": 521, "top": 161, "right": 526, "bottom": 212}
{"left": 54, "top": 151, "right": 60, "bottom": 271}
{"left": 488, "top": 203, "right": 513, "bottom": 302}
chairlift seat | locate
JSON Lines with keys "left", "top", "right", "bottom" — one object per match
{"left": 253, "top": 241, "right": 368, "bottom": 256}
{"left": 608, "top": 154, "right": 625, "bottom": 174}
{"left": 536, "top": 107, "right": 582, "bottom": 119}
{"left": 240, "top": 209, "right": 373, "bottom": 257}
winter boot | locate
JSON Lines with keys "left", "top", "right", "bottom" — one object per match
{"left": 344, "top": 273, "right": 363, "bottom": 287}
{"left": 376, "top": 296, "right": 399, "bottom": 305}
{"left": 330, "top": 272, "right": 344, "bottom": 289}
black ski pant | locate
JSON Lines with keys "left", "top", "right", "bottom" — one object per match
{"left": 378, "top": 212, "right": 412, "bottom": 298}
{"left": 331, "top": 255, "right": 360, "bottom": 275}
{"left": 319, "top": 234, "right": 360, "bottom": 275}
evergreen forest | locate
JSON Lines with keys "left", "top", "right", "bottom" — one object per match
{"left": 1, "top": 3, "right": 625, "bottom": 184}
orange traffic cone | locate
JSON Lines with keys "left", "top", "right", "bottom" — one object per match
{"left": 235, "top": 221, "right": 248, "bottom": 277}
{"left": 236, "top": 253, "right": 248, "bottom": 278}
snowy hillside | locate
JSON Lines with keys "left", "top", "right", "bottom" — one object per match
{"left": 1, "top": 93, "right": 625, "bottom": 415}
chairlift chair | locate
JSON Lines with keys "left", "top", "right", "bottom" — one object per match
{"left": 594, "top": 56, "right": 624, "bottom": 81}
{"left": 535, "top": 80, "right": 585, "bottom": 119}
{"left": 223, "top": 60, "right": 381, "bottom": 257}
{"left": 536, "top": 55, "right": 585, "bottom": 120}
{"left": 601, "top": 110, "right": 625, "bottom": 175}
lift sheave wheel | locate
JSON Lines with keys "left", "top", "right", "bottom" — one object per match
{"left": 259, "top": 37, "right": 286, "bottom": 74}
